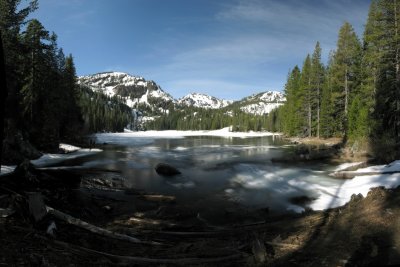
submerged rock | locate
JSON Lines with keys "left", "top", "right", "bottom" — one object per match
{"left": 155, "top": 163, "right": 181, "bottom": 176}
{"left": 289, "top": 195, "right": 315, "bottom": 206}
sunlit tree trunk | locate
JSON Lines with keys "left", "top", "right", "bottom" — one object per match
{"left": 0, "top": 31, "right": 8, "bottom": 167}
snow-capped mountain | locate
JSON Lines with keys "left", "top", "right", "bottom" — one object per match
{"left": 78, "top": 72, "right": 174, "bottom": 109}
{"left": 236, "top": 91, "right": 286, "bottom": 115}
{"left": 177, "top": 93, "right": 232, "bottom": 109}
{"left": 246, "top": 91, "right": 286, "bottom": 103}
{"left": 78, "top": 71, "right": 285, "bottom": 117}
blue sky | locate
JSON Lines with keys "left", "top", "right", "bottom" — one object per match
{"left": 31, "top": 0, "right": 371, "bottom": 100}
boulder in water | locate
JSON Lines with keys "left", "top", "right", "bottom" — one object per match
{"left": 155, "top": 163, "right": 181, "bottom": 176}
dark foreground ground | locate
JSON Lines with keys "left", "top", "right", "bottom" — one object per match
{"left": 1, "top": 162, "right": 400, "bottom": 267}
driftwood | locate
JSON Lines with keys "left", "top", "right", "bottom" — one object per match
{"left": 123, "top": 216, "right": 177, "bottom": 227}
{"left": 39, "top": 235, "right": 243, "bottom": 265}
{"left": 45, "top": 206, "right": 161, "bottom": 246}
{"left": 139, "top": 194, "right": 176, "bottom": 203}
{"left": 331, "top": 170, "right": 400, "bottom": 179}
{"left": 266, "top": 241, "right": 301, "bottom": 249}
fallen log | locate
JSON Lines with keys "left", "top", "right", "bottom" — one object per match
{"left": 45, "top": 206, "right": 161, "bottom": 246}
{"left": 113, "top": 216, "right": 177, "bottom": 227}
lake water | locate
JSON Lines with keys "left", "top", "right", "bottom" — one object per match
{"left": 56, "top": 134, "right": 348, "bottom": 217}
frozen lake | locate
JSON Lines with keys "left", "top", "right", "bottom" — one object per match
{"left": 35, "top": 130, "right": 400, "bottom": 219}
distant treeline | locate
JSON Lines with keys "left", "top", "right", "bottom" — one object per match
{"left": 145, "top": 105, "right": 277, "bottom": 132}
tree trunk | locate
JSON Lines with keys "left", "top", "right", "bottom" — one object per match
{"left": 308, "top": 77, "right": 312, "bottom": 137}
{"left": 344, "top": 67, "right": 348, "bottom": 115}
{"left": 317, "top": 83, "right": 320, "bottom": 139}
{"left": 395, "top": 0, "right": 399, "bottom": 81}
{"left": 0, "top": 31, "right": 8, "bottom": 169}
{"left": 395, "top": 0, "right": 400, "bottom": 138}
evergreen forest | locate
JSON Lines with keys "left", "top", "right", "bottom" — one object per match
{"left": 267, "top": 0, "right": 400, "bottom": 159}
{"left": 0, "top": 0, "right": 133, "bottom": 152}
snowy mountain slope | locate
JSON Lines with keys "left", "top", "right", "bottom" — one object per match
{"left": 244, "top": 91, "right": 286, "bottom": 103}
{"left": 78, "top": 72, "right": 174, "bottom": 109}
{"left": 177, "top": 93, "right": 233, "bottom": 109}
{"left": 78, "top": 71, "right": 285, "bottom": 116}
{"left": 235, "top": 91, "right": 286, "bottom": 115}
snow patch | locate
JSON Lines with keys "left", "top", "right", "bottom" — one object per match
{"left": 31, "top": 148, "right": 102, "bottom": 167}
{"left": 228, "top": 160, "right": 400, "bottom": 213}
{"left": 96, "top": 127, "right": 279, "bottom": 145}
{"left": 177, "top": 93, "right": 232, "bottom": 109}
{"left": 353, "top": 160, "right": 400, "bottom": 173}
{"left": 59, "top": 143, "right": 80, "bottom": 153}
{"left": 0, "top": 165, "right": 17, "bottom": 176}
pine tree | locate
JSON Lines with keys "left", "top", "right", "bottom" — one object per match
{"left": 330, "top": 22, "right": 362, "bottom": 137}
{"left": 281, "top": 66, "right": 301, "bottom": 135}
{"left": 0, "top": 0, "right": 38, "bottom": 128}
{"left": 320, "top": 51, "right": 335, "bottom": 137}
{"left": 350, "top": 0, "right": 384, "bottom": 140}
{"left": 299, "top": 55, "right": 312, "bottom": 137}
{"left": 374, "top": 0, "right": 400, "bottom": 142}
{"left": 310, "top": 42, "right": 324, "bottom": 138}
{"left": 20, "top": 19, "right": 50, "bottom": 124}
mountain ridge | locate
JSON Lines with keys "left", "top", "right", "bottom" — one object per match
{"left": 77, "top": 71, "right": 285, "bottom": 116}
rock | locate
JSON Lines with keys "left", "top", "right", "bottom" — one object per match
{"left": 102, "top": 205, "right": 112, "bottom": 212}
{"left": 289, "top": 195, "right": 315, "bottom": 206}
{"left": 155, "top": 163, "right": 181, "bottom": 176}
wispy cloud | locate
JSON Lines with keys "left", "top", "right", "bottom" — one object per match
{"left": 146, "top": 0, "right": 370, "bottom": 99}
{"left": 215, "top": 0, "right": 370, "bottom": 57}
{"left": 217, "top": 0, "right": 367, "bottom": 37}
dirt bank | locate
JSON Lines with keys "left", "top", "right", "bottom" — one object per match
{"left": 283, "top": 136, "right": 375, "bottom": 164}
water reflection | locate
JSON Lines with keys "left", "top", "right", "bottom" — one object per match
{"left": 61, "top": 135, "right": 338, "bottom": 214}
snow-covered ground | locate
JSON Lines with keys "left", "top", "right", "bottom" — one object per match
{"left": 1, "top": 143, "right": 100, "bottom": 174}
{"left": 59, "top": 143, "right": 80, "bottom": 153}
{"left": 352, "top": 160, "right": 400, "bottom": 173}
{"left": 333, "top": 161, "right": 364, "bottom": 172}
{"left": 96, "top": 128, "right": 280, "bottom": 146}
{"left": 31, "top": 148, "right": 102, "bottom": 167}
{"left": 0, "top": 165, "right": 17, "bottom": 176}
{"left": 308, "top": 171, "right": 400, "bottom": 211}
{"left": 119, "top": 127, "right": 279, "bottom": 138}
{"left": 229, "top": 160, "right": 400, "bottom": 213}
